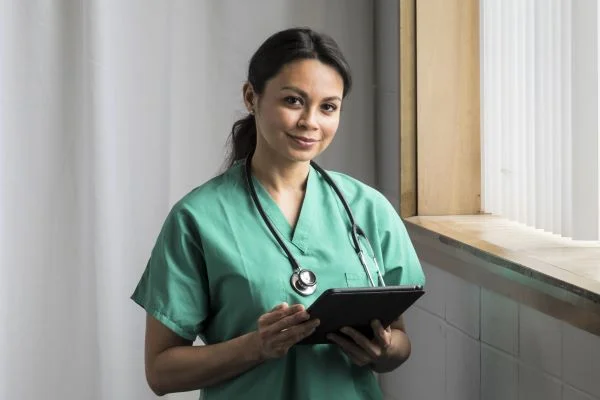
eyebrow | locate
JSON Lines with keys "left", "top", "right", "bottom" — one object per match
{"left": 280, "top": 86, "right": 342, "bottom": 102}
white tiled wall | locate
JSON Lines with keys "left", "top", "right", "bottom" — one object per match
{"left": 481, "top": 288, "right": 519, "bottom": 355}
{"left": 445, "top": 272, "right": 481, "bottom": 339}
{"left": 562, "top": 322, "right": 600, "bottom": 398}
{"left": 563, "top": 386, "right": 599, "bottom": 400}
{"left": 481, "top": 345, "right": 518, "bottom": 400}
{"left": 519, "top": 305, "right": 563, "bottom": 377}
{"left": 446, "top": 325, "right": 480, "bottom": 400}
{"left": 380, "top": 263, "right": 600, "bottom": 400}
{"left": 381, "top": 306, "right": 446, "bottom": 400}
{"left": 518, "top": 364, "right": 562, "bottom": 400}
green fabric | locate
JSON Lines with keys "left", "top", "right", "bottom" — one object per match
{"left": 131, "top": 161, "right": 425, "bottom": 400}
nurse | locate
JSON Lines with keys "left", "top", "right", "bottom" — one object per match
{"left": 131, "top": 27, "right": 425, "bottom": 399}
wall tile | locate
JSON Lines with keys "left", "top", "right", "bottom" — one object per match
{"left": 445, "top": 273, "right": 480, "bottom": 339}
{"left": 417, "top": 261, "right": 448, "bottom": 318}
{"left": 481, "top": 288, "right": 519, "bottom": 355}
{"left": 519, "top": 305, "right": 562, "bottom": 377}
{"left": 380, "top": 307, "right": 445, "bottom": 400}
{"left": 563, "top": 385, "right": 598, "bottom": 400}
{"left": 518, "top": 364, "right": 561, "bottom": 400}
{"left": 446, "top": 325, "right": 480, "bottom": 400}
{"left": 562, "top": 322, "right": 600, "bottom": 397}
{"left": 481, "top": 344, "right": 518, "bottom": 400}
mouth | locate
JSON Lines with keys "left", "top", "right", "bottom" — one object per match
{"left": 285, "top": 133, "right": 319, "bottom": 144}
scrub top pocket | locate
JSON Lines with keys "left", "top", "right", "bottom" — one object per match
{"left": 344, "top": 268, "right": 381, "bottom": 288}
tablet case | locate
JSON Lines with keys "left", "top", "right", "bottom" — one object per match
{"left": 297, "top": 285, "right": 425, "bottom": 345}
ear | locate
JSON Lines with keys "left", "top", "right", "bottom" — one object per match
{"left": 243, "top": 82, "right": 257, "bottom": 114}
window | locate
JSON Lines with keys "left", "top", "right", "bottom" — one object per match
{"left": 481, "top": 0, "right": 600, "bottom": 240}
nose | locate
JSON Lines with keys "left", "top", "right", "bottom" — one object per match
{"left": 298, "top": 108, "right": 319, "bottom": 130}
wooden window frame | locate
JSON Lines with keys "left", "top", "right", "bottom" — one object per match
{"left": 399, "top": 0, "right": 481, "bottom": 218}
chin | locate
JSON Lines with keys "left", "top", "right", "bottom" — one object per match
{"left": 283, "top": 149, "right": 319, "bottom": 163}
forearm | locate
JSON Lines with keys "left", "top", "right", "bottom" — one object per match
{"left": 370, "top": 328, "right": 411, "bottom": 373}
{"left": 148, "top": 331, "right": 263, "bottom": 395}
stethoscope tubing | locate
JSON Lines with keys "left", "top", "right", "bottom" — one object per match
{"left": 244, "top": 155, "right": 386, "bottom": 295}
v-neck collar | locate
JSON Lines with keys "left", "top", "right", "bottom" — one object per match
{"left": 250, "top": 165, "right": 317, "bottom": 254}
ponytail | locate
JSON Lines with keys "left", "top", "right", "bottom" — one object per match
{"left": 225, "top": 114, "right": 256, "bottom": 168}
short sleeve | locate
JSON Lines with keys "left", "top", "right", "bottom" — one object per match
{"left": 131, "top": 205, "right": 209, "bottom": 341}
{"left": 377, "top": 197, "right": 426, "bottom": 288}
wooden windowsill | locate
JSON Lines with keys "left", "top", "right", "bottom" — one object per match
{"left": 404, "top": 215, "right": 600, "bottom": 335}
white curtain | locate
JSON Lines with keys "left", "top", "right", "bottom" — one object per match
{"left": 0, "top": 1, "right": 385, "bottom": 399}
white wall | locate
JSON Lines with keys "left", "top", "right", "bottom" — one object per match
{"left": 380, "top": 261, "right": 600, "bottom": 400}
{"left": 172, "top": 0, "right": 377, "bottom": 193}
{"left": 374, "top": 0, "right": 401, "bottom": 208}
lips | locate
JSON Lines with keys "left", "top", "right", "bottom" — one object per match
{"left": 286, "top": 133, "right": 319, "bottom": 143}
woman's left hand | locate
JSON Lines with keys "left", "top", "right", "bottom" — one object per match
{"left": 327, "top": 320, "right": 393, "bottom": 367}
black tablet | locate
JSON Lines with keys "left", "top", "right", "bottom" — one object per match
{"left": 297, "top": 285, "right": 425, "bottom": 345}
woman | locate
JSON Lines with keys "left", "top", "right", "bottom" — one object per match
{"left": 131, "top": 27, "right": 425, "bottom": 399}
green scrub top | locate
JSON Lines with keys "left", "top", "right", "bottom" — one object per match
{"left": 131, "top": 161, "right": 425, "bottom": 400}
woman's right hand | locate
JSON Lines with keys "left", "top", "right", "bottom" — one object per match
{"left": 254, "top": 303, "right": 320, "bottom": 360}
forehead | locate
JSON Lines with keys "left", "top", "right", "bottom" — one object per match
{"left": 266, "top": 59, "right": 344, "bottom": 98}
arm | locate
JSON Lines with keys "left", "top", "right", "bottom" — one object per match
{"left": 145, "top": 303, "right": 320, "bottom": 396}
{"left": 144, "top": 315, "right": 261, "bottom": 396}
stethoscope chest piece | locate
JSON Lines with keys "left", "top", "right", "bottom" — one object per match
{"left": 290, "top": 269, "right": 317, "bottom": 296}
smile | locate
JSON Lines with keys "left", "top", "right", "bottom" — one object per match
{"left": 285, "top": 133, "right": 320, "bottom": 149}
{"left": 285, "top": 133, "right": 319, "bottom": 143}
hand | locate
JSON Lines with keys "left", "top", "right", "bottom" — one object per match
{"left": 327, "top": 319, "right": 393, "bottom": 367}
{"left": 253, "top": 303, "right": 320, "bottom": 360}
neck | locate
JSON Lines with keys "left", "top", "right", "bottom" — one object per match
{"left": 251, "top": 142, "right": 310, "bottom": 193}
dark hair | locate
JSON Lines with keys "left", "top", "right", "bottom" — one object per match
{"left": 225, "top": 27, "right": 353, "bottom": 167}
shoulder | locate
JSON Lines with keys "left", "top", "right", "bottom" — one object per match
{"left": 165, "top": 163, "right": 246, "bottom": 227}
{"left": 323, "top": 169, "right": 395, "bottom": 215}
{"left": 177, "top": 163, "right": 245, "bottom": 212}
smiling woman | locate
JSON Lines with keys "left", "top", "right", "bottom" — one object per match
{"left": 130, "top": 27, "right": 425, "bottom": 400}
{"left": 245, "top": 59, "right": 343, "bottom": 165}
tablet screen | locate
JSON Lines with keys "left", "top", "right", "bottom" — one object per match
{"left": 298, "top": 285, "right": 424, "bottom": 345}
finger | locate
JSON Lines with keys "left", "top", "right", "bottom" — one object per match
{"left": 271, "top": 302, "right": 288, "bottom": 312}
{"left": 340, "top": 327, "right": 382, "bottom": 359}
{"left": 371, "top": 320, "right": 392, "bottom": 350}
{"left": 272, "top": 319, "right": 320, "bottom": 347}
{"left": 263, "top": 308, "right": 311, "bottom": 334}
{"left": 334, "top": 342, "right": 370, "bottom": 367}
{"left": 328, "top": 333, "right": 371, "bottom": 366}
{"left": 259, "top": 304, "right": 305, "bottom": 326}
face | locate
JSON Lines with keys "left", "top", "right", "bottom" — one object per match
{"left": 244, "top": 59, "right": 344, "bottom": 165}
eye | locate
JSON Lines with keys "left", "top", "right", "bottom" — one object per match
{"left": 321, "top": 103, "right": 338, "bottom": 112}
{"left": 284, "top": 96, "right": 303, "bottom": 106}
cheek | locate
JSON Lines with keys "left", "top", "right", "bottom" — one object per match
{"left": 321, "top": 118, "right": 340, "bottom": 139}
{"left": 268, "top": 107, "right": 299, "bottom": 131}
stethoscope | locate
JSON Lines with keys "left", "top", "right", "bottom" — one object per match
{"left": 244, "top": 155, "right": 386, "bottom": 296}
